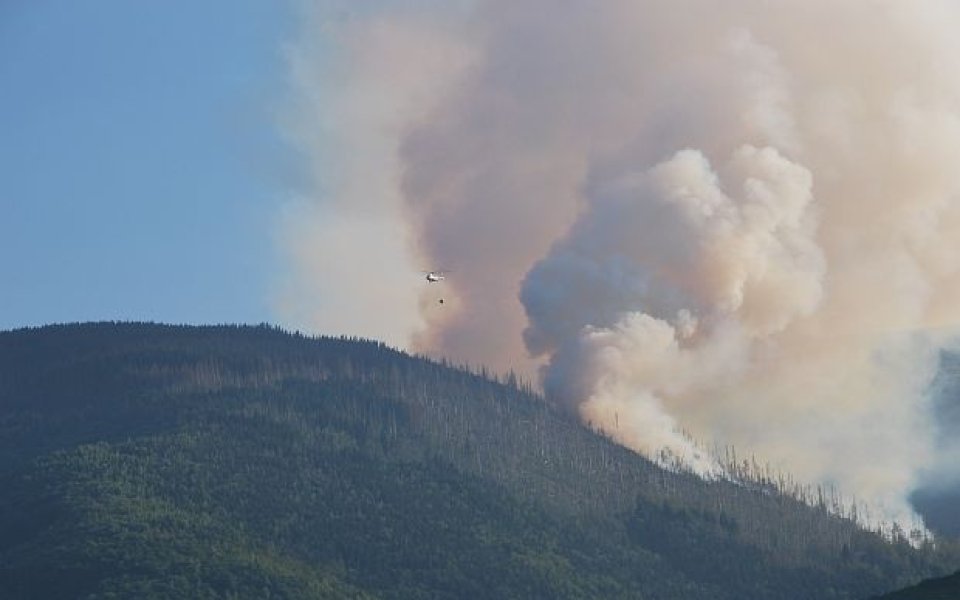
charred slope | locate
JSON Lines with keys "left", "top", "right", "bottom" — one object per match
{"left": 0, "top": 323, "right": 957, "bottom": 599}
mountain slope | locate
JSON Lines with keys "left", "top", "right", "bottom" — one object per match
{"left": 1, "top": 323, "right": 957, "bottom": 599}
{"left": 871, "top": 570, "right": 960, "bottom": 599}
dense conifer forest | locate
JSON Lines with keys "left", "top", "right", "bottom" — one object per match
{"left": 1, "top": 322, "right": 958, "bottom": 599}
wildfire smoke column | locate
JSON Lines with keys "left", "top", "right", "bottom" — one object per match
{"left": 287, "top": 0, "right": 960, "bottom": 525}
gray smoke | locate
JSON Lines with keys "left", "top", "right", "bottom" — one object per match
{"left": 284, "top": 0, "right": 960, "bottom": 526}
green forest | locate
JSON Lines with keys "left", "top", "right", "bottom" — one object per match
{"left": 1, "top": 323, "right": 958, "bottom": 599}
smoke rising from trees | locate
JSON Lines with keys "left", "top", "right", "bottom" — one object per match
{"left": 283, "top": 0, "right": 960, "bottom": 525}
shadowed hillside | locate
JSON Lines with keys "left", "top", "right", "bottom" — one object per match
{"left": 1, "top": 323, "right": 957, "bottom": 599}
{"left": 870, "top": 570, "right": 960, "bottom": 599}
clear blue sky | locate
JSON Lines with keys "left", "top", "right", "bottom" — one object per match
{"left": 0, "top": 1, "right": 296, "bottom": 330}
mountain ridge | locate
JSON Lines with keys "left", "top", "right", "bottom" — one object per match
{"left": 871, "top": 569, "right": 960, "bottom": 599}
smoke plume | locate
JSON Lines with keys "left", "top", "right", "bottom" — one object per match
{"left": 285, "top": 1, "right": 960, "bottom": 525}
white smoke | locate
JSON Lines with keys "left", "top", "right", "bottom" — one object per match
{"left": 526, "top": 145, "right": 825, "bottom": 479}
{"left": 275, "top": 2, "right": 473, "bottom": 348}
{"left": 284, "top": 0, "right": 960, "bottom": 526}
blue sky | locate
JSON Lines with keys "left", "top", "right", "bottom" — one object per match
{"left": 0, "top": 1, "right": 296, "bottom": 330}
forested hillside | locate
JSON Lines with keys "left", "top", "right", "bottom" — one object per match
{"left": 0, "top": 323, "right": 957, "bottom": 599}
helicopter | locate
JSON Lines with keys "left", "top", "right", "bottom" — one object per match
{"left": 422, "top": 270, "right": 448, "bottom": 305}
{"left": 424, "top": 270, "right": 448, "bottom": 283}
